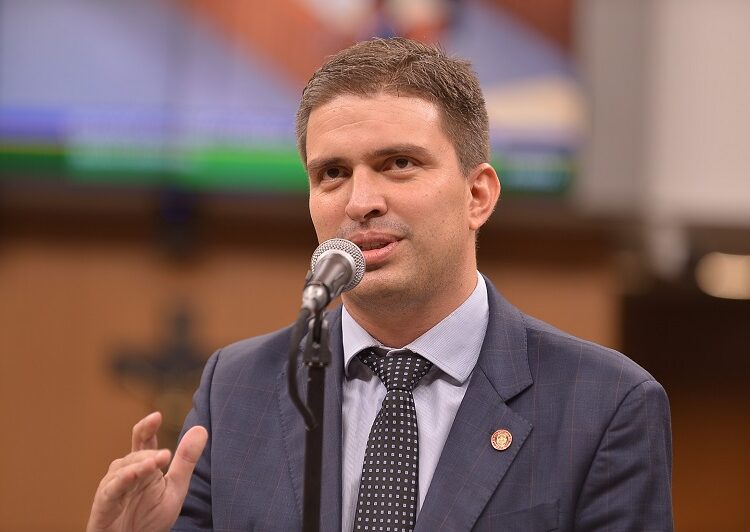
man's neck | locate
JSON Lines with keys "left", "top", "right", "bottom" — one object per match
{"left": 342, "top": 272, "right": 479, "bottom": 348}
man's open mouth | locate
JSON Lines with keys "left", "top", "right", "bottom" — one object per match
{"left": 358, "top": 241, "right": 390, "bottom": 251}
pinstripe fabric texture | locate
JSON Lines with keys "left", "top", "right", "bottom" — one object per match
{"left": 173, "top": 275, "right": 673, "bottom": 531}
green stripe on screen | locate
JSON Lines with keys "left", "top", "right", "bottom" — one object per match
{"left": 1, "top": 146, "right": 571, "bottom": 196}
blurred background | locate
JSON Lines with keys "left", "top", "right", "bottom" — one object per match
{"left": 0, "top": 0, "right": 748, "bottom": 530}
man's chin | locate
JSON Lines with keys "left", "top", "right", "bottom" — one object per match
{"left": 347, "top": 271, "right": 403, "bottom": 302}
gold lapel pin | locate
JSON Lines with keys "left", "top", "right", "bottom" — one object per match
{"left": 490, "top": 429, "right": 512, "bottom": 451}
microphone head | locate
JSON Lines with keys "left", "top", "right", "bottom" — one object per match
{"left": 310, "top": 238, "right": 366, "bottom": 293}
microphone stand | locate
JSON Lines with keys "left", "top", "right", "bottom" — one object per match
{"left": 288, "top": 303, "right": 330, "bottom": 532}
{"left": 288, "top": 242, "right": 363, "bottom": 531}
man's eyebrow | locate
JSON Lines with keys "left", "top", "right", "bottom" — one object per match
{"left": 369, "top": 144, "right": 431, "bottom": 160}
{"left": 306, "top": 144, "right": 432, "bottom": 173}
{"left": 306, "top": 156, "right": 347, "bottom": 173}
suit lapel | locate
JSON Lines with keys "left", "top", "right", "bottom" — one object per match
{"left": 276, "top": 308, "right": 344, "bottom": 531}
{"left": 416, "top": 279, "right": 534, "bottom": 531}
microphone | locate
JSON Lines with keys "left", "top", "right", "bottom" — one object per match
{"left": 301, "top": 238, "right": 366, "bottom": 312}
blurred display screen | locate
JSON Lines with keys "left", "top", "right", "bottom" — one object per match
{"left": 0, "top": 0, "right": 582, "bottom": 196}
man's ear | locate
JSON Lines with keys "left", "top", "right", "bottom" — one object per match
{"left": 467, "top": 163, "right": 501, "bottom": 231}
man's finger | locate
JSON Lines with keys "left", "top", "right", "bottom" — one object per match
{"left": 164, "top": 426, "right": 208, "bottom": 499}
{"left": 131, "top": 411, "right": 162, "bottom": 452}
{"left": 88, "top": 450, "right": 170, "bottom": 532}
{"left": 98, "top": 449, "right": 170, "bottom": 504}
{"left": 107, "top": 448, "right": 171, "bottom": 475}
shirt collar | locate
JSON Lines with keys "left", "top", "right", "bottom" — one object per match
{"left": 342, "top": 271, "right": 489, "bottom": 384}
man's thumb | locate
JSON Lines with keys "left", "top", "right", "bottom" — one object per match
{"left": 166, "top": 426, "right": 208, "bottom": 496}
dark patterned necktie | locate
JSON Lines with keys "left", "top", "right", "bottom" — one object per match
{"left": 354, "top": 348, "right": 433, "bottom": 531}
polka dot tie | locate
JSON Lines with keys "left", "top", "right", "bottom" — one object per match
{"left": 354, "top": 348, "right": 433, "bottom": 532}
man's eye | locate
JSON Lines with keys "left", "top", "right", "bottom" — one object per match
{"left": 392, "top": 157, "right": 413, "bottom": 169}
{"left": 324, "top": 167, "right": 342, "bottom": 179}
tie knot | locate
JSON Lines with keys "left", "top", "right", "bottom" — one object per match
{"left": 358, "top": 348, "right": 432, "bottom": 392}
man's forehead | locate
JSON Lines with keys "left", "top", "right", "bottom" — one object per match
{"left": 303, "top": 92, "right": 453, "bottom": 166}
{"left": 306, "top": 102, "right": 445, "bottom": 158}
{"left": 307, "top": 94, "right": 441, "bottom": 138}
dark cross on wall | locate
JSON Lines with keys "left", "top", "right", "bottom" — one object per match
{"left": 111, "top": 303, "right": 207, "bottom": 449}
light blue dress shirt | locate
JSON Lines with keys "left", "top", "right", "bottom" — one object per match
{"left": 340, "top": 272, "right": 489, "bottom": 532}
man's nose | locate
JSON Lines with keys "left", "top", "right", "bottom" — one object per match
{"left": 344, "top": 167, "right": 387, "bottom": 222}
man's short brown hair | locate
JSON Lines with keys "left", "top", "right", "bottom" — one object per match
{"left": 295, "top": 37, "right": 490, "bottom": 175}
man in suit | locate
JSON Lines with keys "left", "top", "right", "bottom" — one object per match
{"left": 88, "top": 38, "right": 673, "bottom": 531}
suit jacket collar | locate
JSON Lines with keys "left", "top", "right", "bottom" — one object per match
{"left": 475, "top": 274, "right": 533, "bottom": 402}
{"left": 414, "top": 275, "right": 534, "bottom": 531}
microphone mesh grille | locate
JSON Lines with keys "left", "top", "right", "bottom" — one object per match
{"left": 310, "top": 238, "right": 366, "bottom": 292}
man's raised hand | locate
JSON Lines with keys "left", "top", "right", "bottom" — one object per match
{"left": 87, "top": 412, "right": 207, "bottom": 532}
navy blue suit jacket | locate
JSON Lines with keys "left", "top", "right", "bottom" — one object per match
{"left": 174, "top": 278, "right": 673, "bottom": 531}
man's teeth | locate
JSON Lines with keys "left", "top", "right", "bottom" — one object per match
{"left": 359, "top": 242, "right": 388, "bottom": 251}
